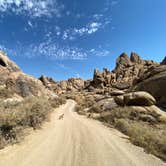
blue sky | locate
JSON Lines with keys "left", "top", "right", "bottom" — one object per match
{"left": 0, "top": 0, "right": 166, "bottom": 80}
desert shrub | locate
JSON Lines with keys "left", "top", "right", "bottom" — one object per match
{"left": 0, "top": 97, "right": 56, "bottom": 148}
{"left": 0, "top": 87, "right": 14, "bottom": 98}
{"left": 114, "top": 119, "right": 166, "bottom": 161}
{"left": 95, "top": 105, "right": 166, "bottom": 161}
{"left": 74, "top": 104, "right": 87, "bottom": 115}
{"left": 98, "top": 107, "right": 131, "bottom": 124}
{"left": 65, "top": 92, "right": 96, "bottom": 110}
{"left": 89, "top": 105, "right": 101, "bottom": 113}
{"left": 114, "top": 119, "right": 130, "bottom": 134}
{"left": 49, "top": 97, "right": 66, "bottom": 108}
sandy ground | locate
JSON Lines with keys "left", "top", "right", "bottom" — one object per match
{"left": 0, "top": 100, "right": 165, "bottom": 166}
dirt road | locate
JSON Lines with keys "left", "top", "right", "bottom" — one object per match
{"left": 0, "top": 100, "right": 165, "bottom": 166}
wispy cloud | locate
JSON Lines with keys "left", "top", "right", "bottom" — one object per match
{"left": 62, "top": 21, "right": 109, "bottom": 41}
{"left": 0, "top": 0, "right": 64, "bottom": 18}
{"left": 0, "top": 39, "right": 87, "bottom": 60}
{"left": 89, "top": 47, "right": 110, "bottom": 57}
{"left": 27, "top": 20, "right": 33, "bottom": 27}
{"left": 74, "top": 22, "right": 102, "bottom": 35}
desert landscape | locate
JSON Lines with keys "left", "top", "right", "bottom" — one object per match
{"left": 0, "top": 51, "right": 165, "bottom": 165}
{"left": 0, "top": 0, "right": 166, "bottom": 165}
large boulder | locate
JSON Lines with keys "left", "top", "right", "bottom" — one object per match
{"left": 114, "top": 95, "right": 125, "bottom": 106}
{"left": 0, "top": 51, "right": 20, "bottom": 72}
{"left": 132, "top": 63, "right": 166, "bottom": 108}
{"left": 114, "top": 91, "right": 156, "bottom": 106}
{"left": 110, "top": 90, "right": 125, "bottom": 96}
{"left": 0, "top": 51, "right": 53, "bottom": 98}
{"left": 124, "top": 91, "right": 156, "bottom": 106}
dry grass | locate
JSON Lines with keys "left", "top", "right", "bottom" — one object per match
{"left": 115, "top": 119, "right": 166, "bottom": 161}
{"left": 0, "top": 87, "right": 14, "bottom": 99}
{"left": 98, "top": 106, "right": 166, "bottom": 161}
{"left": 0, "top": 96, "right": 66, "bottom": 149}
{"left": 49, "top": 96, "right": 66, "bottom": 108}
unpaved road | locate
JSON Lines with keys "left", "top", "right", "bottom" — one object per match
{"left": 0, "top": 100, "right": 165, "bottom": 166}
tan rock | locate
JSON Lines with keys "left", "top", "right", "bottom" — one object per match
{"left": 124, "top": 91, "right": 156, "bottom": 106}
{"left": 114, "top": 95, "right": 124, "bottom": 106}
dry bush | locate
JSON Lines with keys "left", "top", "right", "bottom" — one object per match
{"left": 100, "top": 106, "right": 160, "bottom": 124}
{"left": 66, "top": 93, "right": 96, "bottom": 110}
{"left": 0, "top": 96, "right": 66, "bottom": 149}
{"left": 89, "top": 105, "right": 101, "bottom": 113}
{"left": 49, "top": 96, "right": 66, "bottom": 108}
{"left": 114, "top": 119, "right": 166, "bottom": 161}
{"left": 98, "top": 106, "right": 166, "bottom": 161}
{"left": 74, "top": 104, "right": 87, "bottom": 115}
{"left": 0, "top": 87, "right": 14, "bottom": 98}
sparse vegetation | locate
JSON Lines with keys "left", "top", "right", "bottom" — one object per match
{"left": 65, "top": 92, "right": 98, "bottom": 116}
{"left": 114, "top": 119, "right": 166, "bottom": 161}
{"left": 49, "top": 96, "right": 66, "bottom": 108}
{"left": 75, "top": 98, "right": 166, "bottom": 161}
{"left": 97, "top": 106, "right": 166, "bottom": 161}
{"left": 0, "top": 86, "right": 14, "bottom": 98}
{"left": 0, "top": 96, "right": 66, "bottom": 149}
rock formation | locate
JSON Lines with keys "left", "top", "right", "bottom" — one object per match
{"left": 1, "top": 50, "right": 165, "bottom": 109}
{"left": 132, "top": 58, "right": 166, "bottom": 108}
{"left": 0, "top": 51, "right": 54, "bottom": 98}
{"left": 39, "top": 75, "right": 85, "bottom": 94}
{"left": 88, "top": 52, "right": 158, "bottom": 90}
{"left": 114, "top": 91, "right": 156, "bottom": 106}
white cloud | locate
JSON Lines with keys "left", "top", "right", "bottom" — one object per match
{"left": 0, "top": 0, "right": 63, "bottom": 18}
{"left": 75, "top": 22, "right": 101, "bottom": 35}
{"left": 1, "top": 39, "right": 87, "bottom": 60}
{"left": 28, "top": 20, "right": 33, "bottom": 27}
{"left": 62, "top": 31, "right": 69, "bottom": 40}
{"left": 89, "top": 48, "right": 110, "bottom": 57}
{"left": 93, "top": 14, "right": 103, "bottom": 20}
{"left": 61, "top": 21, "right": 103, "bottom": 40}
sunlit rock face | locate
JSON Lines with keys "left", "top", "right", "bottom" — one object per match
{"left": 39, "top": 75, "right": 85, "bottom": 94}
{"left": 88, "top": 52, "right": 158, "bottom": 91}
{"left": 132, "top": 57, "right": 166, "bottom": 108}
{"left": 0, "top": 51, "right": 53, "bottom": 98}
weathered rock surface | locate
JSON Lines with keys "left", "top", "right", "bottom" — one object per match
{"left": 161, "top": 56, "right": 166, "bottom": 65}
{"left": 88, "top": 52, "right": 158, "bottom": 91}
{"left": 0, "top": 51, "right": 20, "bottom": 72}
{"left": 0, "top": 52, "right": 53, "bottom": 98}
{"left": 114, "top": 91, "right": 156, "bottom": 106}
{"left": 39, "top": 75, "right": 85, "bottom": 94}
{"left": 132, "top": 60, "right": 166, "bottom": 108}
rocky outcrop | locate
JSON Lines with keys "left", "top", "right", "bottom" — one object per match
{"left": 113, "top": 91, "right": 166, "bottom": 120}
{"left": 39, "top": 76, "right": 85, "bottom": 94}
{"left": 161, "top": 56, "right": 166, "bottom": 65}
{"left": 88, "top": 52, "right": 158, "bottom": 91}
{"left": 0, "top": 51, "right": 20, "bottom": 72}
{"left": 0, "top": 52, "right": 53, "bottom": 98}
{"left": 114, "top": 91, "right": 156, "bottom": 106}
{"left": 132, "top": 59, "right": 166, "bottom": 108}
